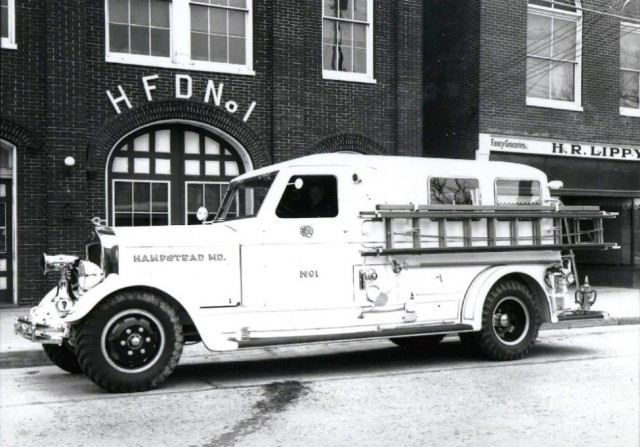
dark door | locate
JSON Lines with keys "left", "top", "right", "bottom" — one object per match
{"left": 0, "top": 179, "right": 13, "bottom": 304}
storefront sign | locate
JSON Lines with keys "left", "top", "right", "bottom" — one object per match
{"left": 479, "top": 133, "right": 640, "bottom": 161}
{"left": 106, "top": 74, "right": 257, "bottom": 122}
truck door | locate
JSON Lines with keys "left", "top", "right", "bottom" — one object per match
{"left": 241, "top": 170, "right": 362, "bottom": 324}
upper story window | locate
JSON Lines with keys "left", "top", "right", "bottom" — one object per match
{"left": 620, "top": 0, "right": 640, "bottom": 118}
{"left": 105, "top": 0, "right": 254, "bottom": 75}
{"left": 526, "top": 0, "right": 582, "bottom": 111}
{"left": 429, "top": 178, "right": 480, "bottom": 205}
{"left": 322, "top": 0, "right": 375, "bottom": 84}
{"left": 621, "top": 23, "right": 640, "bottom": 116}
{"left": 1, "top": 0, "right": 16, "bottom": 50}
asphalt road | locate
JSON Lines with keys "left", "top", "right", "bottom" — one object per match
{"left": 1, "top": 325, "right": 638, "bottom": 447}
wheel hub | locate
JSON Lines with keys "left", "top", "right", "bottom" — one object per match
{"left": 105, "top": 314, "right": 161, "bottom": 370}
{"left": 492, "top": 297, "right": 530, "bottom": 346}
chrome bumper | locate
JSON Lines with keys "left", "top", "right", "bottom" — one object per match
{"left": 14, "top": 315, "right": 67, "bottom": 345}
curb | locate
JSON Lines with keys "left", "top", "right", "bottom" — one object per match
{"left": 2, "top": 318, "right": 638, "bottom": 370}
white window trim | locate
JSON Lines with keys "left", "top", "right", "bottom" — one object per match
{"left": 620, "top": 22, "right": 640, "bottom": 117}
{"left": 104, "top": 0, "right": 255, "bottom": 76}
{"left": 1, "top": 0, "right": 17, "bottom": 49}
{"left": 322, "top": 0, "right": 376, "bottom": 84}
{"left": 526, "top": 2, "right": 583, "bottom": 111}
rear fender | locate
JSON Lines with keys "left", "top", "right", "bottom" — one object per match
{"left": 461, "top": 265, "right": 553, "bottom": 331}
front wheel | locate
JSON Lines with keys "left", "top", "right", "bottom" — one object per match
{"left": 462, "top": 280, "right": 540, "bottom": 361}
{"left": 43, "top": 341, "right": 82, "bottom": 374}
{"left": 75, "top": 290, "right": 184, "bottom": 392}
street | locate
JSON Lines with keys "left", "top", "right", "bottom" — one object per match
{"left": 1, "top": 325, "right": 638, "bottom": 447}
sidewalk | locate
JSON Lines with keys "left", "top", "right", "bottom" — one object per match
{"left": 1, "top": 287, "right": 638, "bottom": 369}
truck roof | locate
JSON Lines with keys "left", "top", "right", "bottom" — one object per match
{"left": 233, "top": 153, "right": 548, "bottom": 183}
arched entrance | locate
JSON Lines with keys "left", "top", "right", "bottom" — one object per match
{"left": 0, "top": 139, "right": 15, "bottom": 304}
{"left": 107, "top": 122, "right": 251, "bottom": 226}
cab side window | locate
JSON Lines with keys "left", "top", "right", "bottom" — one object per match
{"left": 496, "top": 179, "right": 541, "bottom": 205}
{"left": 429, "top": 178, "right": 480, "bottom": 205}
{"left": 276, "top": 175, "right": 338, "bottom": 218}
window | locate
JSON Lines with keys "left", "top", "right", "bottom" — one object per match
{"left": 429, "top": 178, "right": 480, "bottom": 205}
{"left": 105, "top": 0, "right": 254, "bottom": 75}
{"left": 217, "top": 172, "right": 277, "bottom": 221}
{"left": 108, "top": 124, "right": 246, "bottom": 226}
{"left": 620, "top": 23, "right": 640, "bottom": 117}
{"left": 276, "top": 175, "right": 339, "bottom": 218}
{"left": 322, "top": 0, "right": 374, "bottom": 83}
{"left": 1, "top": 0, "right": 16, "bottom": 49}
{"left": 495, "top": 179, "right": 541, "bottom": 205}
{"left": 526, "top": 0, "right": 582, "bottom": 111}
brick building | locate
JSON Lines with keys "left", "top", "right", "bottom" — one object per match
{"left": 424, "top": 0, "right": 640, "bottom": 287}
{"left": 0, "top": 0, "right": 423, "bottom": 306}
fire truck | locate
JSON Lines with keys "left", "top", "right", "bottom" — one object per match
{"left": 15, "top": 154, "right": 617, "bottom": 392}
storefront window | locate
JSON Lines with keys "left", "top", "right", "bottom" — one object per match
{"left": 108, "top": 124, "right": 246, "bottom": 226}
{"left": 620, "top": 23, "right": 640, "bottom": 116}
{"left": 322, "top": 0, "right": 374, "bottom": 83}
{"left": 526, "top": 0, "right": 582, "bottom": 111}
{"left": 105, "top": 0, "right": 254, "bottom": 75}
{"left": 1, "top": 0, "right": 16, "bottom": 49}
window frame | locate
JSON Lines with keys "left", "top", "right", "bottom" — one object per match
{"left": 322, "top": 0, "right": 376, "bottom": 84}
{"left": 526, "top": 1, "right": 583, "bottom": 112}
{"left": 112, "top": 179, "right": 172, "bottom": 226}
{"left": 620, "top": 21, "right": 640, "bottom": 117}
{"left": 1, "top": 0, "right": 17, "bottom": 50}
{"left": 184, "top": 180, "right": 228, "bottom": 223}
{"left": 104, "top": 0, "right": 255, "bottom": 75}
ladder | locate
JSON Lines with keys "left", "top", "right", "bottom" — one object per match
{"left": 359, "top": 204, "right": 619, "bottom": 257}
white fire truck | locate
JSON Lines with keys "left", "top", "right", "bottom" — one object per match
{"left": 15, "top": 154, "right": 617, "bottom": 392}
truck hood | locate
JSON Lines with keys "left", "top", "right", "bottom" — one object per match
{"left": 111, "top": 223, "right": 240, "bottom": 249}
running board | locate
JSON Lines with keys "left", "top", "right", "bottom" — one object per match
{"left": 557, "top": 310, "right": 607, "bottom": 321}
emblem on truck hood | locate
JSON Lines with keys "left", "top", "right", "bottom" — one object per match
{"left": 300, "top": 225, "right": 314, "bottom": 239}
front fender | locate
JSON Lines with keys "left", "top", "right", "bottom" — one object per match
{"left": 63, "top": 274, "right": 199, "bottom": 326}
{"left": 461, "top": 265, "right": 553, "bottom": 331}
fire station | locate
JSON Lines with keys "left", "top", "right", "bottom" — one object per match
{"left": 0, "top": 0, "right": 423, "bottom": 306}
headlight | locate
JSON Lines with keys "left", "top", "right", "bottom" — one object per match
{"left": 76, "top": 260, "right": 103, "bottom": 293}
{"left": 41, "top": 253, "right": 79, "bottom": 274}
{"left": 565, "top": 272, "right": 575, "bottom": 285}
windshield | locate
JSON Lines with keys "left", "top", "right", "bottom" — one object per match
{"left": 215, "top": 172, "right": 278, "bottom": 222}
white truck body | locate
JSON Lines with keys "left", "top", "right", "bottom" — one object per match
{"left": 16, "top": 154, "right": 617, "bottom": 391}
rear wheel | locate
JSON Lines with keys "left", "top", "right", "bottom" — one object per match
{"left": 390, "top": 335, "right": 445, "bottom": 352}
{"left": 75, "top": 290, "right": 184, "bottom": 392}
{"left": 462, "top": 280, "right": 540, "bottom": 361}
{"left": 43, "top": 341, "right": 82, "bottom": 374}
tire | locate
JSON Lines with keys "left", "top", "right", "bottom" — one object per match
{"left": 43, "top": 341, "right": 82, "bottom": 374}
{"left": 75, "top": 290, "right": 184, "bottom": 393}
{"left": 390, "top": 335, "right": 445, "bottom": 352}
{"left": 461, "top": 280, "right": 540, "bottom": 361}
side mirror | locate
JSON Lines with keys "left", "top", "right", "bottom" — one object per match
{"left": 196, "top": 207, "right": 209, "bottom": 223}
{"left": 288, "top": 178, "right": 304, "bottom": 190}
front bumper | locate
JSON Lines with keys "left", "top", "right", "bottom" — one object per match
{"left": 14, "top": 313, "right": 68, "bottom": 345}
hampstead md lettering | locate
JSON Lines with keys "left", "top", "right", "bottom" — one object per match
{"left": 133, "top": 253, "right": 226, "bottom": 263}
